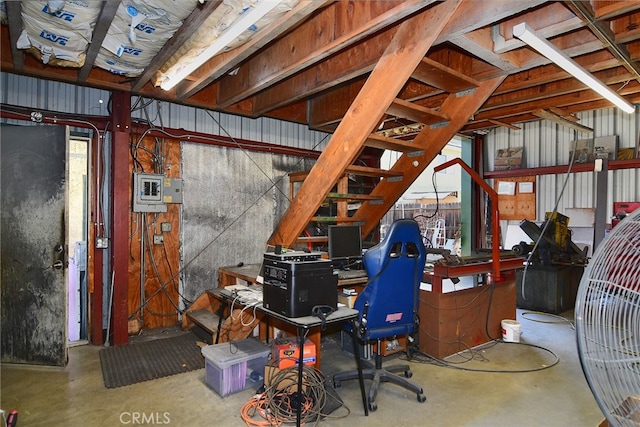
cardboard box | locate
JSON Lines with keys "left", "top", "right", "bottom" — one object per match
{"left": 264, "top": 358, "right": 308, "bottom": 392}
{"left": 273, "top": 337, "right": 316, "bottom": 368}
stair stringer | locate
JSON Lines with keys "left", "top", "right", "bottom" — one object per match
{"left": 268, "top": 0, "right": 464, "bottom": 247}
{"left": 353, "top": 75, "right": 507, "bottom": 238}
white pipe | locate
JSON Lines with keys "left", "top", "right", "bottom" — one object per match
{"left": 104, "top": 270, "right": 115, "bottom": 347}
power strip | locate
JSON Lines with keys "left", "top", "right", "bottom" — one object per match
{"left": 234, "top": 288, "right": 263, "bottom": 305}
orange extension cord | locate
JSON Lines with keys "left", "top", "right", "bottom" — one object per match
{"left": 241, "top": 391, "right": 315, "bottom": 426}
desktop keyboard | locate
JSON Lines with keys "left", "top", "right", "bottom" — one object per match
{"left": 336, "top": 269, "right": 367, "bottom": 280}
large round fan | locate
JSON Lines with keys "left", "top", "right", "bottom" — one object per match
{"left": 575, "top": 208, "right": 640, "bottom": 426}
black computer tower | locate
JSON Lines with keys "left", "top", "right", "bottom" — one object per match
{"left": 262, "top": 257, "right": 337, "bottom": 318}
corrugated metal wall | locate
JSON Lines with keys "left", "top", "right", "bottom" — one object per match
{"left": 1, "top": 74, "right": 330, "bottom": 151}
{"left": 1, "top": 73, "right": 327, "bottom": 296}
{"left": 127, "top": 95, "right": 329, "bottom": 151}
{"left": 484, "top": 108, "right": 639, "bottom": 225}
{"left": 1, "top": 73, "right": 111, "bottom": 119}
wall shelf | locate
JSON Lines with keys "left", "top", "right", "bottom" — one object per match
{"left": 484, "top": 158, "right": 640, "bottom": 179}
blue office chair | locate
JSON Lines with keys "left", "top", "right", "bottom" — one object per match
{"left": 333, "top": 219, "right": 427, "bottom": 411}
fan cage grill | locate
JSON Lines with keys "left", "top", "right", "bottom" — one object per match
{"left": 575, "top": 209, "right": 640, "bottom": 427}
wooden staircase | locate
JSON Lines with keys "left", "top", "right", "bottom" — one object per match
{"left": 182, "top": 291, "right": 261, "bottom": 344}
{"left": 268, "top": 1, "right": 505, "bottom": 248}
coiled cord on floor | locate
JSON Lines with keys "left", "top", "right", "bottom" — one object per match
{"left": 240, "top": 364, "right": 350, "bottom": 426}
{"left": 401, "top": 339, "right": 559, "bottom": 373}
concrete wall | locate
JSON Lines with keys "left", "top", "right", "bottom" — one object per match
{"left": 180, "top": 143, "right": 316, "bottom": 299}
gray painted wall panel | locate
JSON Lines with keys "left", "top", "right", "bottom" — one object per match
{"left": 180, "top": 142, "right": 316, "bottom": 299}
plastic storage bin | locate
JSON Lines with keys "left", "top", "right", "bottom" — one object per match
{"left": 201, "top": 338, "right": 271, "bottom": 397}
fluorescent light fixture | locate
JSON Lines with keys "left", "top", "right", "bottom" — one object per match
{"left": 513, "top": 22, "right": 635, "bottom": 114}
{"left": 160, "top": 0, "right": 283, "bottom": 91}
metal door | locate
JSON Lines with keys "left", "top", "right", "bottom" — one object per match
{"left": 1, "top": 124, "right": 68, "bottom": 366}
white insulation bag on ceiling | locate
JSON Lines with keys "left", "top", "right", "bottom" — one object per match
{"left": 156, "top": 0, "right": 296, "bottom": 87}
{"left": 96, "top": 0, "right": 198, "bottom": 77}
{"left": 18, "top": 0, "right": 101, "bottom": 66}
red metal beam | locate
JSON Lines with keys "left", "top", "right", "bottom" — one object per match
{"left": 110, "top": 92, "right": 131, "bottom": 346}
{"left": 0, "top": 103, "right": 322, "bottom": 159}
{"left": 484, "top": 158, "right": 640, "bottom": 179}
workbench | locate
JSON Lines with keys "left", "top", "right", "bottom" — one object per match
{"left": 418, "top": 255, "right": 523, "bottom": 359}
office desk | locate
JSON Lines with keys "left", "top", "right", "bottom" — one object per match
{"left": 210, "top": 287, "right": 368, "bottom": 425}
{"left": 258, "top": 305, "right": 369, "bottom": 424}
{"left": 218, "top": 263, "right": 369, "bottom": 287}
{"left": 217, "top": 263, "right": 368, "bottom": 367}
{"left": 218, "top": 264, "right": 262, "bottom": 287}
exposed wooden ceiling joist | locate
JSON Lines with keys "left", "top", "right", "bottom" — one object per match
{"left": 2, "top": 0, "right": 640, "bottom": 137}
{"left": 215, "top": 0, "right": 433, "bottom": 109}
{"left": 130, "top": 0, "right": 224, "bottom": 92}
{"left": 5, "top": 1, "right": 24, "bottom": 72}
{"left": 77, "top": 0, "right": 120, "bottom": 83}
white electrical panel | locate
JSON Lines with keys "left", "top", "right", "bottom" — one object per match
{"left": 133, "top": 173, "right": 167, "bottom": 213}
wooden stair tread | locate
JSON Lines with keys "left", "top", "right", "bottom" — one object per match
{"left": 288, "top": 171, "right": 310, "bottom": 182}
{"left": 387, "top": 98, "right": 449, "bottom": 125}
{"left": 326, "top": 192, "right": 382, "bottom": 201}
{"left": 344, "top": 165, "right": 402, "bottom": 178}
{"left": 186, "top": 309, "right": 220, "bottom": 335}
{"left": 412, "top": 57, "right": 480, "bottom": 93}
{"left": 311, "top": 216, "right": 363, "bottom": 223}
{"left": 365, "top": 134, "right": 422, "bottom": 152}
{"left": 290, "top": 166, "right": 402, "bottom": 181}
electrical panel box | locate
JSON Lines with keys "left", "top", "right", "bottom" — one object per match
{"left": 162, "top": 177, "right": 183, "bottom": 204}
{"left": 133, "top": 173, "right": 167, "bottom": 213}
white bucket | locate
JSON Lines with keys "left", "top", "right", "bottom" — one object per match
{"left": 501, "top": 319, "right": 522, "bottom": 343}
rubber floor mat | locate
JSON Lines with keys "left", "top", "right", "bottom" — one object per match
{"left": 99, "top": 332, "right": 204, "bottom": 388}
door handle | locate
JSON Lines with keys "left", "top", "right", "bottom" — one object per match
{"left": 52, "top": 260, "right": 64, "bottom": 270}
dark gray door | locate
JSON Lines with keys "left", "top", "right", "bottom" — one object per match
{"left": 1, "top": 124, "right": 68, "bottom": 366}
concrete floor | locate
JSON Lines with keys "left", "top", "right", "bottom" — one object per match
{"left": 2, "top": 309, "right": 604, "bottom": 426}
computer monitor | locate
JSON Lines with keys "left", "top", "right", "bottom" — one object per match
{"left": 328, "top": 225, "right": 362, "bottom": 260}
